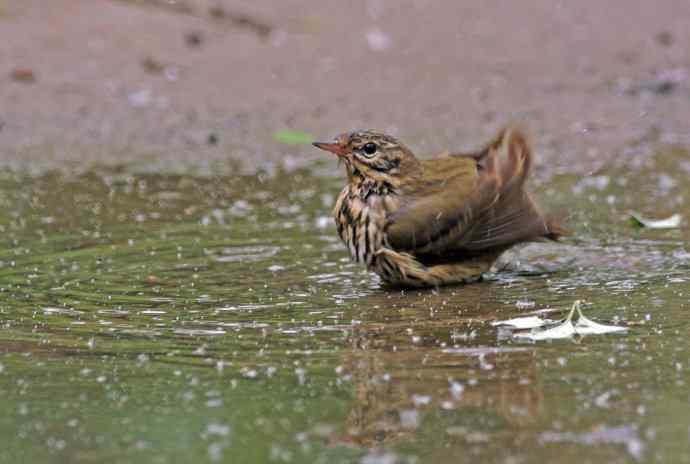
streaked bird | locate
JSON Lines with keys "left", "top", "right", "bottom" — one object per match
{"left": 313, "top": 128, "right": 565, "bottom": 287}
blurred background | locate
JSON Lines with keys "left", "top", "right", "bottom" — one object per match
{"left": 3, "top": 0, "right": 690, "bottom": 175}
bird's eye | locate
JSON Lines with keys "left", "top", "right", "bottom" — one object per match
{"left": 362, "top": 142, "right": 378, "bottom": 156}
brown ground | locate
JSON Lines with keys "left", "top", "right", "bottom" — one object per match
{"left": 1, "top": 0, "right": 689, "bottom": 176}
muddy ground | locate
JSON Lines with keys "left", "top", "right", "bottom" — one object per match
{"left": 1, "top": 0, "right": 689, "bottom": 176}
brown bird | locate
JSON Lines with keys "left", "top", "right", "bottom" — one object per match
{"left": 313, "top": 128, "right": 565, "bottom": 287}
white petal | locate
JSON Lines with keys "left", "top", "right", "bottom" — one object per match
{"left": 629, "top": 211, "right": 682, "bottom": 229}
{"left": 513, "top": 319, "right": 577, "bottom": 341}
{"left": 574, "top": 314, "right": 628, "bottom": 335}
{"left": 510, "top": 300, "right": 628, "bottom": 341}
{"left": 491, "top": 316, "right": 552, "bottom": 329}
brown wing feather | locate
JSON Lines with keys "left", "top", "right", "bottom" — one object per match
{"left": 385, "top": 128, "right": 561, "bottom": 261}
{"left": 383, "top": 155, "right": 482, "bottom": 251}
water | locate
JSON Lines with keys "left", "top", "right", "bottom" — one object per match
{"left": 0, "top": 149, "right": 689, "bottom": 463}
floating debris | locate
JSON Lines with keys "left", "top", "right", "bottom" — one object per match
{"left": 513, "top": 316, "right": 576, "bottom": 341}
{"left": 574, "top": 310, "right": 628, "bottom": 335}
{"left": 492, "top": 316, "right": 552, "bottom": 330}
{"left": 629, "top": 211, "right": 682, "bottom": 229}
{"left": 501, "top": 301, "right": 628, "bottom": 341}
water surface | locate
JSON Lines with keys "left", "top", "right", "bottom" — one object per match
{"left": 0, "top": 150, "right": 689, "bottom": 463}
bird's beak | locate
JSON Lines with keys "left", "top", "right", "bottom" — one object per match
{"left": 313, "top": 141, "right": 348, "bottom": 157}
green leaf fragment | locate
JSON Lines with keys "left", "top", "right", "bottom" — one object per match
{"left": 272, "top": 130, "right": 314, "bottom": 145}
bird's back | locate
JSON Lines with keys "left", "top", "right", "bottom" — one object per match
{"left": 386, "top": 128, "right": 564, "bottom": 267}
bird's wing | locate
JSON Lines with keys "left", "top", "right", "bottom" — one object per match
{"left": 384, "top": 128, "right": 557, "bottom": 258}
{"left": 383, "top": 156, "right": 490, "bottom": 253}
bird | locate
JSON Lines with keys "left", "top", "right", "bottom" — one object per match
{"left": 312, "top": 127, "right": 565, "bottom": 288}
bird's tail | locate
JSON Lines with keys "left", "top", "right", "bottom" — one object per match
{"left": 466, "top": 127, "right": 568, "bottom": 249}
{"left": 543, "top": 215, "right": 569, "bottom": 241}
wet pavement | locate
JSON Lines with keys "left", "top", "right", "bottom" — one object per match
{"left": 3, "top": 0, "right": 690, "bottom": 176}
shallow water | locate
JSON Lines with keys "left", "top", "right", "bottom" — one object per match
{"left": 0, "top": 149, "right": 689, "bottom": 463}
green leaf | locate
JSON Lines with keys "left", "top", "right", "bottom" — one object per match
{"left": 272, "top": 130, "right": 313, "bottom": 145}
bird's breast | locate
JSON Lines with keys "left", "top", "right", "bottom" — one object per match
{"left": 333, "top": 187, "right": 389, "bottom": 266}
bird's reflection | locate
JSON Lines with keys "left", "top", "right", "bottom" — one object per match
{"left": 335, "top": 284, "right": 543, "bottom": 447}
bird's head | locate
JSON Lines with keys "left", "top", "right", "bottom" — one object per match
{"left": 313, "top": 130, "right": 420, "bottom": 185}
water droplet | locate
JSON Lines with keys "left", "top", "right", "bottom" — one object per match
{"left": 450, "top": 381, "right": 464, "bottom": 400}
{"left": 399, "top": 409, "right": 419, "bottom": 429}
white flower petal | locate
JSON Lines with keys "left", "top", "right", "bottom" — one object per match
{"left": 513, "top": 319, "right": 577, "bottom": 341}
{"left": 510, "top": 300, "right": 628, "bottom": 341}
{"left": 629, "top": 211, "right": 682, "bottom": 229}
{"left": 491, "top": 316, "right": 552, "bottom": 329}
{"left": 574, "top": 314, "right": 628, "bottom": 335}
